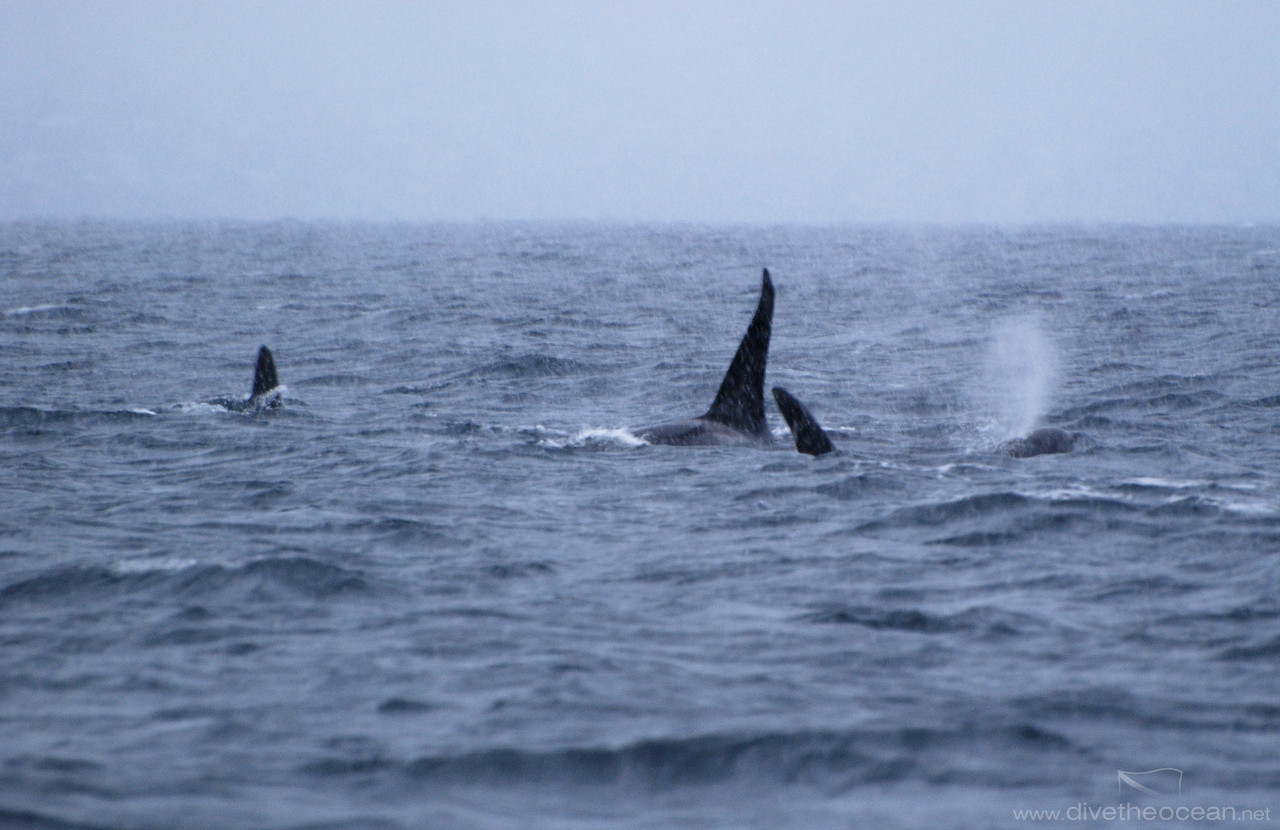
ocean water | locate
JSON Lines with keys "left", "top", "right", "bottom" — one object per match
{"left": 2, "top": 221, "right": 1278, "bottom": 829}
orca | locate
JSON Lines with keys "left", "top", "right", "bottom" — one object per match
{"left": 218, "top": 345, "right": 283, "bottom": 412}
{"left": 637, "top": 269, "right": 774, "bottom": 447}
{"left": 772, "top": 387, "right": 836, "bottom": 456}
{"left": 1004, "top": 427, "right": 1074, "bottom": 458}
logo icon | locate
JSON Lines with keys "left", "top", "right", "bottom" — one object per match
{"left": 1118, "top": 768, "right": 1184, "bottom": 795}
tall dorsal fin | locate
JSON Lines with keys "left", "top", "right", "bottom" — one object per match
{"left": 772, "top": 386, "right": 835, "bottom": 456}
{"left": 251, "top": 345, "right": 279, "bottom": 399}
{"left": 702, "top": 269, "right": 773, "bottom": 436}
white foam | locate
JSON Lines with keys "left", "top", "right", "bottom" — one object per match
{"left": 1050, "top": 481, "right": 1278, "bottom": 517}
{"left": 172, "top": 401, "right": 228, "bottom": 415}
{"left": 4, "top": 304, "right": 64, "bottom": 316}
{"left": 1213, "top": 497, "right": 1277, "bottom": 517}
{"left": 580, "top": 427, "right": 647, "bottom": 448}
{"left": 250, "top": 387, "right": 285, "bottom": 410}
{"left": 113, "top": 556, "right": 198, "bottom": 575}
{"left": 538, "top": 427, "right": 646, "bottom": 449}
{"left": 1125, "top": 477, "right": 1201, "bottom": 490}
{"left": 1040, "top": 485, "right": 1119, "bottom": 502}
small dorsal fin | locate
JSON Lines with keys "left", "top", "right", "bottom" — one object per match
{"left": 701, "top": 269, "right": 773, "bottom": 436}
{"left": 772, "top": 386, "right": 835, "bottom": 456}
{"left": 251, "top": 345, "right": 279, "bottom": 399}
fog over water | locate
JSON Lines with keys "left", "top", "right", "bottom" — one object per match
{"left": 2, "top": 1, "right": 1277, "bottom": 223}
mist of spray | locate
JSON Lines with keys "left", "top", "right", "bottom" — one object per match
{"left": 981, "top": 314, "right": 1060, "bottom": 440}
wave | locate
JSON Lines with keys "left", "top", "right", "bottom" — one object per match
{"left": 319, "top": 515, "right": 454, "bottom": 546}
{"left": 859, "top": 492, "right": 1035, "bottom": 531}
{"left": 1111, "top": 478, "right": 1279, "bottom": 519}
{"left": 797, "top": 604, "right": 1048, "bottom": 638}
{"left": 0, "top": 406, "right": 157, "bottom": 430}
{"left": 1, "top": 302, "right": 94, "bottom": 322}
{"left": 1219, "top": 635, "right": 1280, "bottom": 661}
{"left": 0, "top": 801, "right": 407, "bottom": 830}
{"left": 0, "top": 808, "right": 112, "bottom": 830}
{"left": 814, "top": 473, "right": 905, "bottom": 501}
{"left": 851, "top": 482, "right": 1278, "bottom": 549}
{"left": 1057, "top": 374, "right": 1227, "bottom": 418}
{"left": 302, "top": 723, "right": 1075, "bottom": 789}
{"left": 298, "top": 373, "right": 369, "bottom": 388}
{"left": 0, "top": 556, "right": 369, "bottom": 608}
{"left": 861, "top": 481, "right": 1274, "bottom": 533}
{"left": 462, "top": 352, "right": 599, "bottom": 379}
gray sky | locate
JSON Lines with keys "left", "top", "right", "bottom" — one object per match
{"left": 2, "top": 1, "right": 1277, "bottom": 223}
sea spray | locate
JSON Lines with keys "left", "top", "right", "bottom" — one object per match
{"left": 980, "top": 314, "right": 1060, "bottom": 440}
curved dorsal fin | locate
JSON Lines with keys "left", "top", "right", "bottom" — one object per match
{"left": 772, "top": 386, "right": 835, "bottom": 456}
{"left": 251, "top": 345, "right": 279, "bottom": 399}
{"left": 702, "top": 269, "right": 773, "bottom": 436}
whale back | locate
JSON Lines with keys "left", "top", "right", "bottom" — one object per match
{"left": 1006, "top": 427, "right": 1074, "bottom": 458}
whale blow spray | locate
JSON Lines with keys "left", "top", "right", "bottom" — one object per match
{"left": 982, "top": 314, "right": 1060, "bottom": 440}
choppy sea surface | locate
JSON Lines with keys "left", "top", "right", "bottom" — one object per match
{"left": 2, "top": 222, "right": 1279, "bottom": 829}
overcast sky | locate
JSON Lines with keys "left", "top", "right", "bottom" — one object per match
{"left": 2, "top": 1, "right": 1276, "bottom": 223}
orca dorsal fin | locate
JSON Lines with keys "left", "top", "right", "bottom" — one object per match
{"left": 772, "top": 386, "right": 835, "bottom": 456}
{"left": 702, "top": 269, "right": 773, "bottom": 436}
{"left": 251, "top": 345, "right": 279, "bottom": 399}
